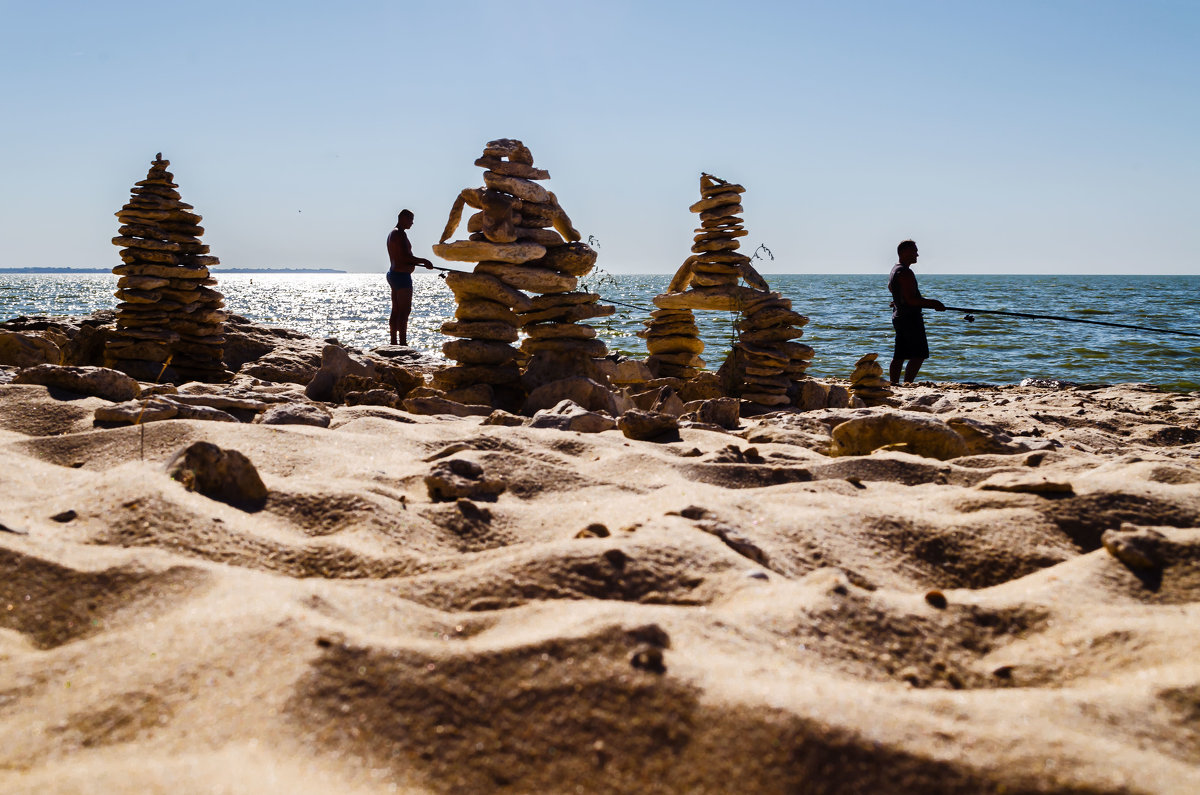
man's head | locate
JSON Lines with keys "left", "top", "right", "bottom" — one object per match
{"left": 397, "top": 209, "right": 414, "bottom": 229}
{"left": 897, "top": 239, "right": 918, "bottom": 266}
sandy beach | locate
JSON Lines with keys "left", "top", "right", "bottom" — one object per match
{"left": 0, "top": 312, "right": 1196, "bottom": 794}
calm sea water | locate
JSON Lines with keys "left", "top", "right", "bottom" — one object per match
{"left": 2, "top": 273, "right": 1198, "bottom": 391}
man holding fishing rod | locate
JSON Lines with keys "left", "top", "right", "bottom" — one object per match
{"left": 888, "top": 239, "right": 945, "bottom": 385}
{"left": 386, "top": 209, "right": 435, "bottom": 346}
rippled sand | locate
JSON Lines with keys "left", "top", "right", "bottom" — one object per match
{"left": 0, "top": 378, "right": 1198, "bottom": 793}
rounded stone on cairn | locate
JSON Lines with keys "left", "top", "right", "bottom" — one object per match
{"left": 106, "top": 340, "right": 173, "bottom": 363}
{"left": 455, "top": 298, "right": 519, "bottom": 324}
{"left": 515, "top": 227, "right": 567, "bottom": 247}
{"left": 742, "top": 391, "right": 791, "bottom": 407}
{"left": 779, "top": 342, "right": 815, "bottom": 361}
{"left": 133, "top": 184, "right": 182, "bottom": 201}
{"left": 693, "top": 251, "right": 751, "bottom": 266}
{"left": 528, "top": 291, "right": 601, "bottom": 310}
{"left": 640, "top": 320, "right": 699, "bottom": 337}
{"left": 518, "top": 301, "right": 615, "bottom": 326}
{"left": 118, "top": 297, "right": 181, "bottom": 313}
{"left": 474, "top": 156, "right": 550, "bottom": 180}
{"left": 699, "top": 205, "right": 743, "bottom": 223}
{"left": 475, "top": 261, "right": 578, "bottom": 294}
{"left": 440, "top": 320, "right": 519, "bottom": 343}
{"left": 745, "top": 365, "right": 786, "bottom": 377}
{"left": 524, "top": 323, "right": 598, "bottom": 340}
{"left": 158, "top": 287, "right": 203, "bottom": 304}
{"left": 738, "top": 306, "right": 810, "bottom": 331}
{"left": 433, "top": 240, "right": 546, "bottom": 264}
{"left": 116, "top": 208, "right": 172, "bottom": 223}
{"left": 689, "top": 192, "right": 743, "bottom": 214}
{"left": 690, "top": 272, "right": 740, "bottom": 289}
{"left": 690, "top": 260, "right": 741, "bottom": 275}
{"left": 120, "top": 249, "right": 177, "bottom": 265}
{"left": 694, "top": 228, "right": 748, "bottom": 241}
{"left": 700, "top": 218, "right": 745, "bottom": 232}
{"left": 521, "top": 337, "right": 608, "bottom": 357}
{"left": 113, "top": 262, "right": 210, "bottom": 282}
{"left": 466, "top": 210, "right": 514, "bottom": 243}
{"left": 653, "top": 285, "right": 763, "bottom": 312}
{"left": 482, "top": 171, "right": 550, "bottom": 204}
{"left": 735, "top": 342, "right": 789, "bottom": 366}
{"left": 515, "top": 201, "right": 554, "bottom": 228}
{"left": 700, "top": 181, "right": 744, "bottom": 198}
{"left": 739, "top": 326, "right": 806, "bottom": 345}
{"left": 649, "top": 351, "right": 705, "bottom": 368}
{"left": 482, "top": 138, "right": 534, "bottom": 164}
{"left": 691, "top": 238, "right": 742, "bottom": 253}
{"left": 117, "top": 327, "right": 178, "bottom": 341}
{"left": 739, "top": 291, "right": 790, "bottom": 316}
{"left": 443, "top": 338, "right": 520, "bottom": 366}
{"left": 646, "top": 335, "right": 704, "bottom": 355}
{"left": 432, "top": 363, "right": 521, "bottom": 390}
{"left": 531, "top": 242, "right": 598, "bottom": 277}
{"left": 117, "top": 275, "right": 171, "bottom": 290}
{"left": 113, "top": 289, "right": 161, "bottom": 305}
{"left": 444, "top": 271, "right": 534, "bottom": 312}
{"left": 111, "top": 235, "right": 182, "bottom": 252}
{"left": 744, "top": 372, "right": 791, "bottom": 389}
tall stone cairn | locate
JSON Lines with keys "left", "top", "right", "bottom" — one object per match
{"left": 652, "top": 174, "right": 813, "bottom": 407}
{"left": 849, "top": 353, "right": 893, "bottom": 406}
{"left": 107, "top": 154, "right": 228, "bottom": 383}
{"left": 433, "top": 139, "right": 611, "bottom": 400}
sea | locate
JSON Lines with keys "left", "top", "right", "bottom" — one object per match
{"left": 2, "top": 273, "right": 1198, "bottom": 392}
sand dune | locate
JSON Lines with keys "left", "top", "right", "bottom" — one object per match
{"left": 1, "top": 368, "right": 1198, "bottom": 793}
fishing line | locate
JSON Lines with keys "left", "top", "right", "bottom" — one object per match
{"left": 944, "top": 306, "right": 1200, "bottom": 339}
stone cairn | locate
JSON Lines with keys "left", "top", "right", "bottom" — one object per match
{"left": 849, "top": 353, "right": 893, "bottom": 406}
{"left": 107, "top": 154, "right": 227, "bottom": 383}
{"left": 651, "top": 174, "right": 813, "bottom": 408}
{"left": 432, "top": 139, "right": 610, "bottom": 406}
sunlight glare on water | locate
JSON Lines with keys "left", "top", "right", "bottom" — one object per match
{"left": 2, "top": 272, "right": 1197, "bottom": 391}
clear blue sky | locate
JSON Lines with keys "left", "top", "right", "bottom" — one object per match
{"left": 1, "top": 1, "right": 1196, "bottom": 275}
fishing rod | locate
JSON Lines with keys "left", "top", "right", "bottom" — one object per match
{"left": 944, "top": 306, "right": 1200, "bottom": 339}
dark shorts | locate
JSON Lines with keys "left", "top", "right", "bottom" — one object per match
{"left": 387, "top": 270, "right": 413, "bottom": 289}
{"left": 893, "top": 314, "right": 929, "bottom": 361}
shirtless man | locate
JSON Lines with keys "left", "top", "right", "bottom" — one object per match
{"left": 887, "top": 239, "right": 945, "bottom": 384}
{"left": 385, "top": 209, "right": 433, "bottom": 346}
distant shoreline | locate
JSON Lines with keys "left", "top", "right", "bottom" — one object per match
{"left": 0, "top": 268, "right": 1194, "bottom": 277}
{"left": 0, "top": 267, "right": 347, "bottom": 274}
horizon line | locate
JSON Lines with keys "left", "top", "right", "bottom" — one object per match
{"left": 2, "top": 268, "right": 1197, "bottom": 277}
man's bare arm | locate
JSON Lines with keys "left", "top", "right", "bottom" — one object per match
{"left": 899, "top": 271, "right": 945, "bottom": 311}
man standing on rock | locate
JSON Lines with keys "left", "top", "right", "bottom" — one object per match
{"left": 888, "top": 239, "right": 944, "bottom": 384}
{"left": 386, "top": 209, "right": 434, "bottom": 346}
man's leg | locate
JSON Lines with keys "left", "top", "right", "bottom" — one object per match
{"left": 904, "top": 358, "right": 924, "bottom": 383}
{"left": 890, "top": 359, "right": 904, "bottom": 384}
{"left": 390, "top": 287, "right": 413, "bottom": 346}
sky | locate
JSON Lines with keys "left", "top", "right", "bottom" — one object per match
{"left": 0, "top": 1, "right": 1197, "bottom": 276}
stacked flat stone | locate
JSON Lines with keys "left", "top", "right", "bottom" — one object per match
{"left": 849, "top": 353, "right": 893, "bottom": 406}
{"left": 107, "top": 154, "right": 227, "bottom": 382}
{"left": 433, "top": 139, "right": 611, "bottom": 396}
{"left": 647, "top": 174, "right": 750, "bottom": 379}
{"left": 731, "top": 290, "right": 814, "bottom": 408}
{"left": 638, "top": 307, "right": 702, "bottom": 379}
{"left": 650, "top": 174, "right": 814, "bottom": 406}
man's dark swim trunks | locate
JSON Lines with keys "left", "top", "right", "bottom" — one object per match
{"left": 387, "top": 270, "right": 413, "bottom": 289}
{"left": 893, "top": 314, "right": 929, "bottom": 360}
